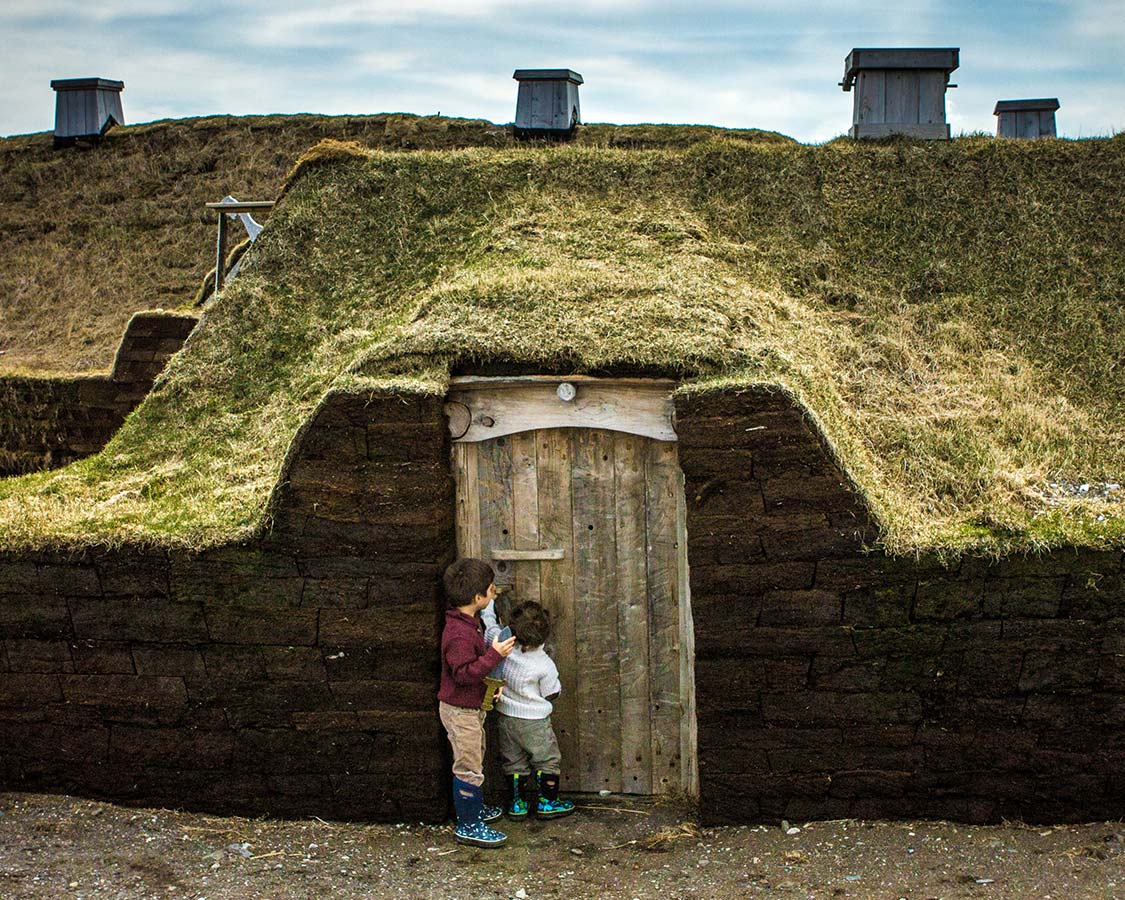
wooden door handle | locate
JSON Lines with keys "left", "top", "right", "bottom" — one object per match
{"left": 491, "top": 549, "right": 566, "bottom": 561}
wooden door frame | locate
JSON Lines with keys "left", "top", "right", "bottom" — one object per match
{"left": 446, "top": 375, "right": 698, "bottom": 796}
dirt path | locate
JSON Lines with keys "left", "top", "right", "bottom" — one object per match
{"left": 0, "top": 792, "right": 1121, "bottom": 899}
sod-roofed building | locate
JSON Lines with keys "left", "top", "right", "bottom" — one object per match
{"left": 0, "top": 119, "right": 1123, "bottom": 824}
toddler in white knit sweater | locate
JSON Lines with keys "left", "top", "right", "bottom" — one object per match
{"left": 481, "top": 599, "right": 574, "bottom": 819}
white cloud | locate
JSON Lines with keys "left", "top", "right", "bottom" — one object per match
{"left": 1, "top": 0, "right": 1122, "bottom": 140}
{"left": 0, "top": 0, "right": 196, "bottom": 24}
{"left": 1067, "top": 0, "right": 1125, "bottom": 43}
{"left": 553, "top": 50, "right": 847, "bottom": 139}
{"left": 353, "top": 51, "right": 420, "bottom": 76}
{"left": 244, "top": 1, "right": 508, "bottom": 48}
{"left": 243, "top": 0, "right": 656, "bottom": 48}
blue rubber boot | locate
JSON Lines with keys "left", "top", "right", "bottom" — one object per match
{"left": 452, "top": 777, "right": 507, "bottom": 848}
{"left": 482, "top": 797, "right": 504, "bottom": 823}
{"left": 507, "top": 773, "right": 530, "bottom": 818}
{"left": 535, "top": 771, "right": 575, "bottom": 819}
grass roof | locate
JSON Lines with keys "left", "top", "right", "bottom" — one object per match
{"left": 0, "top": 114, "right": 788, "bottom": 373}
{"left": 0, "top": 127, "right": 1123, "bottom": 556}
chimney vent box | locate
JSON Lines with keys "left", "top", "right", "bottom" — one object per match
{"left": 513, "top": 69, "right": 583, "bottom": 136}
{"left": 842, "top": 48, "right": 958, "bottom": 141}
{"left": 993, "top": 99, "right": 1059, "bottom": 139}
{"left": 51, "top": 77, "right": 125, "bottom": 146}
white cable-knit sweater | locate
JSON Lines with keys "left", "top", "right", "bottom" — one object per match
{"left": 481, "top": 601, "right": 563, "bottom": 719}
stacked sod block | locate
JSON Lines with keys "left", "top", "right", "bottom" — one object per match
{"left": 0, "top": 390, "right": 455, "bottom": 821}
{"left": 0, "top": 312, "right": 197, "bottom": 476}
{"left": 679, "top": 387, "right": 1125, "bottom": 825}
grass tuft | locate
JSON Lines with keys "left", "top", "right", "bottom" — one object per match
{"left": 282, "top": 139, "right": 372, "bottom": 195}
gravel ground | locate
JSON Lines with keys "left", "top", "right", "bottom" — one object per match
{"left": 0, "top": 792, "right": 1122, "bottom": 899}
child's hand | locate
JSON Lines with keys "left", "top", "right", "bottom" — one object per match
{"left": 492, "top": 636, "right": 517, "bottom": 657}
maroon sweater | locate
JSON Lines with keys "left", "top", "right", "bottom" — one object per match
{"left": 438, "top": 609, "right": 503, "bottom": 709}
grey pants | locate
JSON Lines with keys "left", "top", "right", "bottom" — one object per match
{"left": 496, "top": 712, "right": 563, "bottom": 776}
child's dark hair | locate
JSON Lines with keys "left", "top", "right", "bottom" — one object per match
{"left": 509, "top": 601, "right": 550, "bottom": 649}
{"left": 443, "top": 558, "right": 495, "bottom": 608}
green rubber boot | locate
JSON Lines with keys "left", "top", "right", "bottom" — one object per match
{"left": 507, "top": 773, "right": 529, "bottom": 818}
{"left": 535, "top": 771, "right": 575, "bottom": 819}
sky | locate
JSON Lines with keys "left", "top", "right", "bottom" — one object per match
{"left": 1, "top": 0, "right": 1122, "bottom": 142}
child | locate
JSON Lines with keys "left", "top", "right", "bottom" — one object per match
{"left": 482, "top": 599, "right": 575, "bottom": 819}
{"left": 438, "top": 558, "right": 516, "bottom": 847}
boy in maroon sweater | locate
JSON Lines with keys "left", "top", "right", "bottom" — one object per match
{"left": 439, "top": 558, "right": 516, "bottom": 847}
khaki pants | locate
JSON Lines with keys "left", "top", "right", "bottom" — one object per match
{"left": 496, "top": 712, "right": 563, "bottom": 776}
{"left": 439, "top": 701, "right": 487, "bottom": 787}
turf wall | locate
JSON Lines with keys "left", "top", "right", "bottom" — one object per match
{"left": 679, "top": 389, "right": 1125, "bottom": 825}
{"left": 0, "top": 312, "right": 197, "bottom": 477}
{"left": 0, "top": 385, "right": 1121, "bottom": 825}
{"left": 0, "top": 391, "right": 455, "bottom": 821}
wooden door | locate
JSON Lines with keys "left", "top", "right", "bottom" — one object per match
{"left": 449, "top": 378, "right": 696, "bottom": 796}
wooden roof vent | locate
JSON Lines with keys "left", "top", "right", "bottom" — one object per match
{"left": 841, "top": 48, "right": 958, "bottom": 140}
{"left": 513, "top": 69, "right": 583, "bottom": 138}
{"left": 51, "top": 77, "right": 125, "bottom": 147}
{"left": 994, "top": 98, "right": 1059, "bottom": 139}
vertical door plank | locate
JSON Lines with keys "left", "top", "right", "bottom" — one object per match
{"left": 857, "top": 70, "right": 886, "bottom": 124}
{"left": 478, "top": 438, "right": 515, "bottom": 589}
{"left": 1038, "top": 110, "right": 1056, "bottom": 138}
{"left": 478, "top": 440, "right": 514, "bottom": 643}
{"left": 509, "top": 430, "right": 542, "bottom": 606}
{"left": 453, "top": 442, "right": 482, "bottom": 558}
{"left": 614, "top": 431, "right": 653, "bottom": 794}
{"left": 918, "top": 72, "right": 946, "bottom": 124}
{"left": 537, "top": 429, "right": 579, "bottom": 790}
{"left": 56, "top": 92, "right": 68, "bottom": 135}
{"left": 84, "top": 91, "right": 98, "bottom": 135}
{"left": 673, "top": 449, "right": 699, "bottom": 795}
{"left": 646, "top": 439, "right": 682, "bottom": 793}
{"left": 572, "top": 428, "right": 622, "bottom": 793}
{"left": 463, "top": 439, "right": 509, "bottom": 806}
{"left": 885, "top": 70, "right": 919, "bottom": 123}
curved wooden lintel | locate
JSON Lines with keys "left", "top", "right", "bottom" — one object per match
{"left": 446, "top": 377, "right": 677, "bottom": 443}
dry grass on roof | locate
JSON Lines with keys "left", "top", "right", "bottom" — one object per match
{"left": 0, "top": 134, "right": 1123, "bottom": 555}
{"left": 0, "top": 114, "right": 789, "bottom": 373}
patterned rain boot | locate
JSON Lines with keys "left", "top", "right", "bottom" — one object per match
{"left": 482, "top": 794, "right": 504, "bottom": 824}
{"left": 452, "top": 777, "right": 508, "bottom": 848}
{"left": 507, "top": 773, "right": 530, "bottom": 819}
{"left": 535, "top": 771, "right": 575, "bottom": 819}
